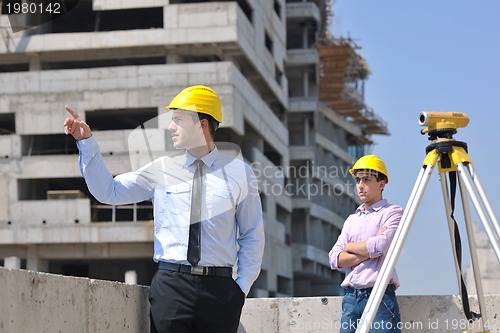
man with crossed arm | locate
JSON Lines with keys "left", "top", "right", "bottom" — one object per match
{"left": 329, "top": 155, "right": 403, "bottom": 333}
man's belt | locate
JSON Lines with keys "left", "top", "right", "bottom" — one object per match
{"left": 345, "top": 284, "right": 396, "bottom": 297}
{"left": 159, "top": 262, "right": 232, "bottom": 277}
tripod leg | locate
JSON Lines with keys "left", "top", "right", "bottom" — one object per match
{"left": 465, "top": 163, "right": 500, "bottom": 237}
{"left": 464, "top": 164, "right": 500, "bottom": 253}
{"left": 356, "top": 164, "right": 435, "bottom": 333}
{"left": 457, "top": 167, "right": 488, "bottom": 332}
{"left": 457, "top": 163, "right": 500, "bottom": 261}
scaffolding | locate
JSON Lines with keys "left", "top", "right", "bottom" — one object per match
{"left": 318, "top": 37, "right": 389, "bottom": 135}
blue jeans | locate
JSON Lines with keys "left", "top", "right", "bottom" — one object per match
{"left": 340, "top": 284, "right": 401, "bottom": 333}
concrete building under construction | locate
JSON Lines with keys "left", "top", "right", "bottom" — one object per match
{"left": 0, "top": 0, "right": 388, "bottom": 297}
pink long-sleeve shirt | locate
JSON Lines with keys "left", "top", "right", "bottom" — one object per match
{"left": 329, "top": 199, "right": 403, "bottom": 289}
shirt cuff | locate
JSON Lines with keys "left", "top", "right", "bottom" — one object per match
{"left": 329, "top": 250, "right": 341, "bottom": 270}
{"left": 76, "top": 135, "right": 98, "bottom": 153}
{"left": 236, "top": 277, "right": 249, "bottom": 295}
{"left": 366, "top": 237, "right": 381, "bottom": 258}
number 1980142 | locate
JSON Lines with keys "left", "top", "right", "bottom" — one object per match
{"left": 4, "top": 1, "right": 61, "bottom": 15}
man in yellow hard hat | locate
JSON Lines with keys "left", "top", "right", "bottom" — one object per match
{"left": 64, "top": 85, "right": 265, "bottom": 333}
{"left": 329, "top": 155, "right": 403, "bottom": 333}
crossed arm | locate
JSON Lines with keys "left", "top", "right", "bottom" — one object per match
{"left": 337, "top": 226, "right": 387, "bottom": 268}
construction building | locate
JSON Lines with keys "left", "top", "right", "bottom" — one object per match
{"left": 0, "top": 0, "right": 387, "bottom": 297}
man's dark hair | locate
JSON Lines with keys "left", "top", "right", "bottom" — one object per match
{"left": 180, "top": 110, "right": 219, "bottom": 138}
{"left": 355, "top": 169, "right": 388, "bottom": 183}
{"left": 197, "top": 113, "right": 219, "bottom": 138}
{"left": 376, "top": 172, "right": 388, "bottom": 183}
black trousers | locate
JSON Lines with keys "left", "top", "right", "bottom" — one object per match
{"left": 149, "top": 269, "right": 245, "bottom": 333}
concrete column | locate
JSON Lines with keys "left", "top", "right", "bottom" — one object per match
{"left": 166, "top": 53, "right": 182, "bottom": 64}
{"left": 125, "top": 270, "right": 137, "bottom": 284}
{"left": 26, "top": 246, "right": 48, "bottom": 272}
{"left": 311, "top": 283, "right": 336, "bottom": 296}
{"left": 294, "top": 279, "right": 311, "bottom": 296}
{"left": 29, "top": 53, "right": 41, "bottom": 71}
{"left": 0, "top": 178, "right": 8, "bottom": 222}
{"left": 304, "top": 210, "right": 311, "bottom": 244}
{"left": 4, "top": 256, "right": 21, "bottom": 269}
{"left": 302, "top": 71, "right": 309, "bottom": 97}
{"left": 242, "top": 130, "right": 264, "bottom": 157}
{"left": 301, "top": 23, "right": 308, "bottom": 49}
{"left": 304, "top": 117, "right": 309, "bottom": 145}
{"left": 253, "top": 288, "right": 269, "bottom": 297}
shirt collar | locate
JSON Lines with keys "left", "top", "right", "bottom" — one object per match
{"left": 355, "top": 198, "right": 389, "bottom": 213}
{"left": 185, "top": 146, "right": 219, "bottom": 168}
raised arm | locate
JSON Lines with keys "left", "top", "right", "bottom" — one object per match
{"left": 64, "top": 105, "right": 153, "bottom": 205}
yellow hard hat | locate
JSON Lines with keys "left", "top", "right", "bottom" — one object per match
{"left": 349, "top": 155, "right": 389, "bottom": 183}
{"left": 164, "top": 85, "right": 222, "bottom": 123}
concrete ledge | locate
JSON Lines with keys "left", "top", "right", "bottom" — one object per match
{"left": 0, "top": 267, "right": 149, "bottom": 332}
{"left": 0, "top": 267, "right": 499, "bottom": 332}
{"left": 241, "top": 295, "right": 500, "bottom": 333}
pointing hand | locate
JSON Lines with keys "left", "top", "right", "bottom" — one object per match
{"left": 63, "top": 105, "right": 92, "bottom": 141}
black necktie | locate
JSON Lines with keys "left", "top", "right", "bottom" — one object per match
{"left": 187, "top": 159, "right": 203, "bottom": 266}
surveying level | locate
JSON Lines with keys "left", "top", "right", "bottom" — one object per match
{"left": 418, "top": 111, "right": 469, "bottom": 134}
{"left": 355, "top": 112, "right": 500, "bottom": 333}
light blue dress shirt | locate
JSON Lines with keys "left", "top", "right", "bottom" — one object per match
{"left": 77, "top": 136, "right": 265, "bottom": 295}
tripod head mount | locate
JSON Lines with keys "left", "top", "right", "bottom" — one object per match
{"left": 419, "top": 112, "right": 470, "bottom": 170}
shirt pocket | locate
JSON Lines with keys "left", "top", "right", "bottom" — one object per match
{"left": 163, "top": 184, "right": 191, "bottom": 215}
{"left": 207, "top": 188, "right": 234, "bottom": 218}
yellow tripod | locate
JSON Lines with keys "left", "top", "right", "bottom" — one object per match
{"left": 356, "top": 112, "right": 500, "bottom": 333}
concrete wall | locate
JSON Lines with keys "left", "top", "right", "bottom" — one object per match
{"left": 1, "top": 267, "right": 499, "bottom": 333}
{"left": 241, "top": 295, "right": 500, "bottom": 333}
{"left": 0, "top": 267, "right": 149, "bottom": 332}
